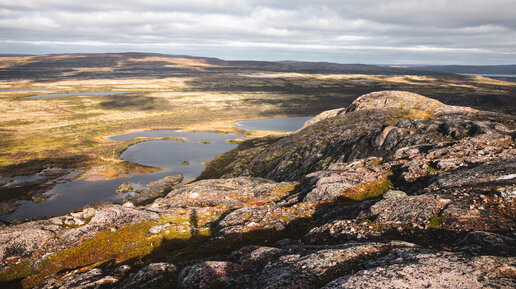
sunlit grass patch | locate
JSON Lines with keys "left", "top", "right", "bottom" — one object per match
{"left": 339, "top": 176, "right": 393, "bottom": 202}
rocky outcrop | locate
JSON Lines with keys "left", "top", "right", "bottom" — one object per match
{"left": 199, "top": 91, "right": 513, "bottom": 183}
{"left": 300, "top": 107, "right": 346, "bottom": 129}
{"left": 115, "top": 174, "right": 184, "bottom": 203}
{"left": 321, "top": 246, "right": 512, "bottom": 289}
{"left": 175, "top": 240, "right": 514, "bottom": 289}
{"left": 145, "top": 174, "right": 184, "bottom": 195}
{"left": 1, "top": 91, "right": 514, "bottom": 288}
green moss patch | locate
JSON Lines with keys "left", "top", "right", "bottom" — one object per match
{"left": 428, "top": 216, "right": 446, "bottom": 229}
{"left": 339, "top": 176, "right": 392, "bottom": 202}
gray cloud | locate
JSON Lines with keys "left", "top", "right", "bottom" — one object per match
{"left": 0, "top": 0, "right": 515, "bottom": 64}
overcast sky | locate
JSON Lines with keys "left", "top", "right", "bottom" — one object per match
{"left": 1, "top": 0, "right": 515, "bottom": 64}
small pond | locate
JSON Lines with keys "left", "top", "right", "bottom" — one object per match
{"left": 25, "top": 91, "right": 129, "bottom": 98}
{"left": 0, "top": 116, "right": 312, "bottom": 221}
{"left": 1, "top": 130, "right": 243, "bottom": 221}
{"left": 1, "top": 173, "right": 45, "bottom": 187}
{"left": 111, "top": 130, "right": 244, "bottom": 182}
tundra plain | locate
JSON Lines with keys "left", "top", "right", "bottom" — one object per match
{"left": 1, "top": 53, "right": 515, "bottom": 209}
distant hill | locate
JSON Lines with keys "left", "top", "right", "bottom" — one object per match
{"left": 398, "top": 64, "right": 516, "bottom": 75}
{"left": 274, "top": 60, "right": 445, "bottom": 75}
{"left": 0, "top": 52, "right": 447, "bottom": 80}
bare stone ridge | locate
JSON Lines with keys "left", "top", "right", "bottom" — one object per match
{"left": 300, "top": 107, "right": 347, "bottom": 129}
{"left": 345, "top": 90, "right": 445, "bottom": 113}
{"left": 302, "top": 90, "right": 480, "bottom": 130}
{"left": 1, "top": 91, "right": 514, "bottom": 289}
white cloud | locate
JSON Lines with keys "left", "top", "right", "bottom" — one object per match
{"left": 0, "top": 0, "right": 515, "bottom": 64}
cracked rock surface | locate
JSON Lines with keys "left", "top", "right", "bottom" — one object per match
{"left": 1, "top": 91, "right": 515, "bottom": 288}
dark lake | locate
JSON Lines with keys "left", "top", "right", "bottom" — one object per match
{"left": 112, "top": 130, "right": 244, "bottom": 181}
{"left": 1, "top": 130, "right": 242, "bottom": 221}
{"left": 0, "top": 116, "right": 312, "bottom": 221}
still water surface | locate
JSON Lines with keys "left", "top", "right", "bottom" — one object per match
{"left": 1, "top": 131, "right": 242, "bottom": 221}
{"left": 0, "top": 117, "right": 311, "bottom": 221}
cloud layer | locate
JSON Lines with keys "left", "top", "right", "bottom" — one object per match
{"left": 1, "top": 0, "right": 515, "bottom": 64}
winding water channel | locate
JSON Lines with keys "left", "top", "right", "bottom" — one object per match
{"left": 0, "top": 117, "right": 311, "bottom": 221}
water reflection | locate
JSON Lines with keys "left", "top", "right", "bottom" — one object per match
{"left": 1, "top": 116, "right": 312, "bottom": 221}
{"left": 1, "top": 130, "right": 242, "bottom": 221}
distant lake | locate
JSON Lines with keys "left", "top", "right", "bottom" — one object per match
{"left": 235, "top": 116, "right": 312, "bottom": 132}
{"left": 25, "top": 91, "right": 129, "bottom": 98}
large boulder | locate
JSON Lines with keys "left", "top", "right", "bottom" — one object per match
{"left": 322, "top": 247, "right": 514, "bottom": 289}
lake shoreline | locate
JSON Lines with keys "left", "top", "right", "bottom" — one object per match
{"left": 0, "top": 117, "right": 312, "bottom": 221}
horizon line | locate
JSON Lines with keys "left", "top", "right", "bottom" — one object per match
{"left": 1, "top": 52, "right": 515, "bottom": 67}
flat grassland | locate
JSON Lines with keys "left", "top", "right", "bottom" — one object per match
{"left": 1, "top": 53, "right": 515, "bottom": 182}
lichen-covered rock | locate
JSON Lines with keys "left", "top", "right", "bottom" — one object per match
{"left": 34, "top": 268, "right": 117, "bottom": 289}
{"left": 82, "top": 208, "right": 96, "bottom": 219}
{"left": 1, "top": 91, "right": 515, "bottom": 289}
{"left": 365, "top": 194, "right": 450, "bottom": 226}
{"left": 0, "top": 205, "right": 160, "bottom": 269}
{"left": 114, "top": 263, "right": 177, "bottom": 289}
{"left": 178, "top": 261, "right": 244, "bottom": 289}
{"left": 304, "top": 167, "right": 391, "bottom": 202}
{"left": 0, "top": 222, "right": 59, "bottom": 265}
{"left": 431, "top": 159, "right": 516, "bottom": 192}
{"left": 214, "top": 202, "right": 315, "bottom": 238}
{"left": 457, "top": 231, "right": 516, "bottom": 255}
{"left": 177, "top": 241, "right": 513, "bottom": 289}
{"left": 300, "top": 107, "right": 346, "bottom": 129}
{"left": 150, "top": 178, "right": 296, "bottom": 211}
{"left": 148, "top": 223, "right": 171, "bottom": 234}
{"left": 382, "top": 190, "right": 407, "bottom": 199}
{"left": 122, "top": 174, "right": 185, "bottom": 203}
{"left": 199, "top": 105, "right": 410, "bottom": 182}
{"left": 55, "top": 205, "right": 160, "bottom": 248}
{"left": 115, "top": 181, "right": 134, "bottom": 194}
{"left": 231, "top": 246, "right": 284, "bottom": 265}
{"left": 177, "top": 242, "right": 389, "bottom": 289}
{"left": 33, "top": 263, "right": 177, "bottom": 289}
{"left": 200, "top": 93, "right": 513, "bottom": 185}
{"left": 245, "top": 243, "right": 387, "bottom": 288}
{"left": 145, "top": 174, "right": 184, "bottom": 195}
{"left": 321, "top": 247, "right": 514, "bottom": 289}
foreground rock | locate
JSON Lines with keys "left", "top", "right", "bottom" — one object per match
{"left": 115, "top": 174, "right": 184, "bottom": 203}
{"left": 1, "top": 91, "right": 514, "bottom": 288}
